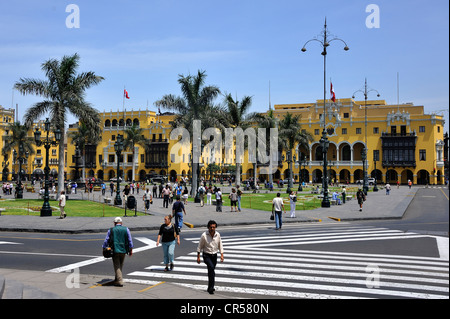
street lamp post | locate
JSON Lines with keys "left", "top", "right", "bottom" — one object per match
{"left": 352, "top": 78, "right": 380, "bottom": 195}
{"left": 297, "top": 152, "right": 303, "bottom": 192}
{"left": 114, "top": 134, "right": 124, "bottom": 206}
{"left": 301, "top": 18, "right": 349, "bottom": 207}
{"left": 34, "top": 118, "right": 61, "bottom": 217}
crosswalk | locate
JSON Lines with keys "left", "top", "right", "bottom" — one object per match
{"left": 127, "top": 224, "right": 449, "bottom": 299}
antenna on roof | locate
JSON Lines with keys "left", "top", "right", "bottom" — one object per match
{"left": 269, "top": 80, "right": 272, "bottom": 111}
{"left": 397, "top": 72, "right": 400, "bottom": 112}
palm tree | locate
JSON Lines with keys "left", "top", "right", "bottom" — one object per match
{"left": 14, "top": 53, "right": 104, "bottom": 194}
{"left": 123, "top": 124, "right": 149, "bottom": 182}
{"left": 278, "top": 112, "right": 314, "bottom": 190}
{"left": 223, "top": 93, "right": 259, "bottom": 186}
{"left": 155, "top": 70, "right": 223, "bottom": 196}
{"left": 2, "top": 122, "right": 35, "bottom": 182}
{"left": 67, "top": 121, "right": 102, "bottom": 181}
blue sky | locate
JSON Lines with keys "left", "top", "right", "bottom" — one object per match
{"left": 0, "top": 0, "right": 448, "bottom": 133}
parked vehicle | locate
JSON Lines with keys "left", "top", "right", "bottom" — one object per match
{"left": 356, "top": 178, "right": 376, "bottom": 185}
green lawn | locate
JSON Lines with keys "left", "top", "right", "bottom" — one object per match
{"left": 191, "top": 185, "right": 359, "bottom": 211}
{"left": 0, "top": 186, "right": 359, "bottom": 216}
{"left": 0, "top": 199, "right": 124, "bottom": 217}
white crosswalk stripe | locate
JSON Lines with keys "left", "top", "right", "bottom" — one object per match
{"left": 127, "top": 225, "right": 449, "bottom": 299}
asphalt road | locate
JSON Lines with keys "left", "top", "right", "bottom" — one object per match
{"left": 0, "top": 187, "right": 448, "bottom": 299}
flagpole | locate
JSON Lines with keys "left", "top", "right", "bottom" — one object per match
{"left": 122, "top": 86, "right": 126, "bottom": 184}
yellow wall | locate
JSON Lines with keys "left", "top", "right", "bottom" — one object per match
{"left": 1, "top": 98, "right": 446, "bottom": 185}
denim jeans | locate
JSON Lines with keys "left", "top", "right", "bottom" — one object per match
{"left": 174, "top": 211, "right": 183, "bottom": 230}
{"left": 162, "top": 240, "right": 176, "bottom": 264}
{"left": 274, "top": 211, "right": 282, "bottom": 229}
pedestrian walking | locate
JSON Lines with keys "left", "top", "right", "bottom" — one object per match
{"left": 289, "top": 191, "right": 297, "bottom": 218}
{"left": 143, "top": 189, "right": 152, "bottom": 213}
{"left": 385, "top": 183, "right": 391, "bottom": 195}
{"left": 229, "top": 188, "right": 238, "bottom": 212}
{"left": 272, "top": 192, "right": 286, "bottom": 230}
{"left": 122, "top": 184, "right": 131, "bottom": 207}
{"left": 198, "top": 184, "right": 206, "bottom": 207}
{"left": 162, "top": 185, "right": 170, "bottom": 208}
{"left": 110, "top": 182, "right": 114, "bottom": 196}
{"left": 206, "top": 187, "right": 212, "bottom": 206}
{"left": 172, "top": 195, "right": 186, "bottom": 232}
{"left": 102, "top": 217, "right": 133, "bottom": 287}
{"left": 356, "top": 188, "right": 366, "bottom": 212}
{"left": 182, "top": 188, "right": 189, "bottom": 205}
{"left": 215, "top": 188, "right": 222, "bottom": 212}
{"left": 196, "top": 220, "right": 224, "bottom": 295}
{"left": 156, "top": 215, "right": 180, "bottom": 271}
{"left": 58, "top": 191, "right": 66, "bottom": 219}
{"left": 236, "top": 186, "right": 242, "bottom": 212}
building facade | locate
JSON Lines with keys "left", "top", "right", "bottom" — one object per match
{"left": 1, "top": 98, "right": 446, "bottom": 186}
{"left": 270, "top": 98, "right": 446, "bottom": 185}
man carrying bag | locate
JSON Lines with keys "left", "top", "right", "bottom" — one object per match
{"left": 102, "top": 217, "right": 134, "bottom": 287}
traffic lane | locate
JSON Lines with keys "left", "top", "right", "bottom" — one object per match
{"left": 0, "top": 231, "right": 164, "bottom": 273}
{"left": 353, "top": 187, "right": 449, "bottom": 234}
{"left": 0, "top": 230, "right": 200, "bottom": 275}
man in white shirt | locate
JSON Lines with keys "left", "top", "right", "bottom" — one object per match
{"left": 272, "top": 192, "right": 286, "bottom": 230}
{"left": 58, "top": 191, "right": 66, "bottom": 219}
{"left": 198, "top": 184, "right": 206, "bottom": 207}
{"left": 197, "top": 220, "right": 224, "bottom": 294}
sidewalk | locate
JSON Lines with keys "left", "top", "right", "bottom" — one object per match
{"left": 0, "top": 185, "right": 419, "bottom": 299}
{"left": 0, "top": 185, "right": 417, "bottom": 233}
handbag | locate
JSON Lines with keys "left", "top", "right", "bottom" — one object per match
{"left": 270, "top": 211, "right": 274, "bottom": 220}
{"left": 103, "top": 227, "right": 114, "bottom": 258}
{"left": 103, "top": 247, "right": 114, "bottom": 258}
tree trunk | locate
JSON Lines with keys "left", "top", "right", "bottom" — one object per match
{"left": 57, "top": 127, "right": 65, "bottom": 195}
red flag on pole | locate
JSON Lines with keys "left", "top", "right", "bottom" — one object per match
{"left": 330, "top": 83, "right": 336, "bottom": 102}
{"left": 124, "top": 89, "right": 130, "bottom": 99}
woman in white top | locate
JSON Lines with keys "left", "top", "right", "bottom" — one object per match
{"left": 289, "top": 191, "right": 297, "bottom": 218}
{"left": 206, "top": 187, "right": 212, "bottom": 205}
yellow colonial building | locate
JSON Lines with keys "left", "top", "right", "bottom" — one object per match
{"left": 269, "top": 98, "right": 446, "bottom": 185}
{"left": 1, "top": 98, "right": 447, "bottom": 186}
{"left": 1, "top": 105, "right": 61, "bottom": 183}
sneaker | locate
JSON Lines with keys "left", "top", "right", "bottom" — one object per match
{"left": 170, "top": 263, "right": 174, "bottom": 271}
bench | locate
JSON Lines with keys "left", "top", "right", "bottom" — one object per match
{"left": 346, "top": 195, "right": 352, "bottom": 201}
{"left": 0, "top": 208, "right": 5, "bottom": 215}
{"left": 104, "top": 198, "right": 112, "bottom": 204}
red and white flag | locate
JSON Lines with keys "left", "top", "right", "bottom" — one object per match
{"left": 330, "top": 83, "right": 336, "bottom": 102}
{"left": 124, "top": 89, "right": 130, "bottom": 99}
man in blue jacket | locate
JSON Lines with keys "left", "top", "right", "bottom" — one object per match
{"left": 102, "top": 217, "right": 134, "bottom": 286}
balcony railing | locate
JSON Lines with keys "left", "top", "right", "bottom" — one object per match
{"left": 382, "top": 160, "right": 416, "bottom": 168}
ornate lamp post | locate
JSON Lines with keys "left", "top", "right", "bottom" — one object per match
{"left": 114, "top": 134, "right": 124, "bottom": 206}
{"left": 283, "top": 150, "right": 293, "bottom": 194}
{"left": 34, "top": 118, "right": 61, "bottom": 217}
{"left": 301, "top": 18, "right": 349, "bottom": 207}
{"left": 352, "top": 78, "right": 380, "bottom": 195}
